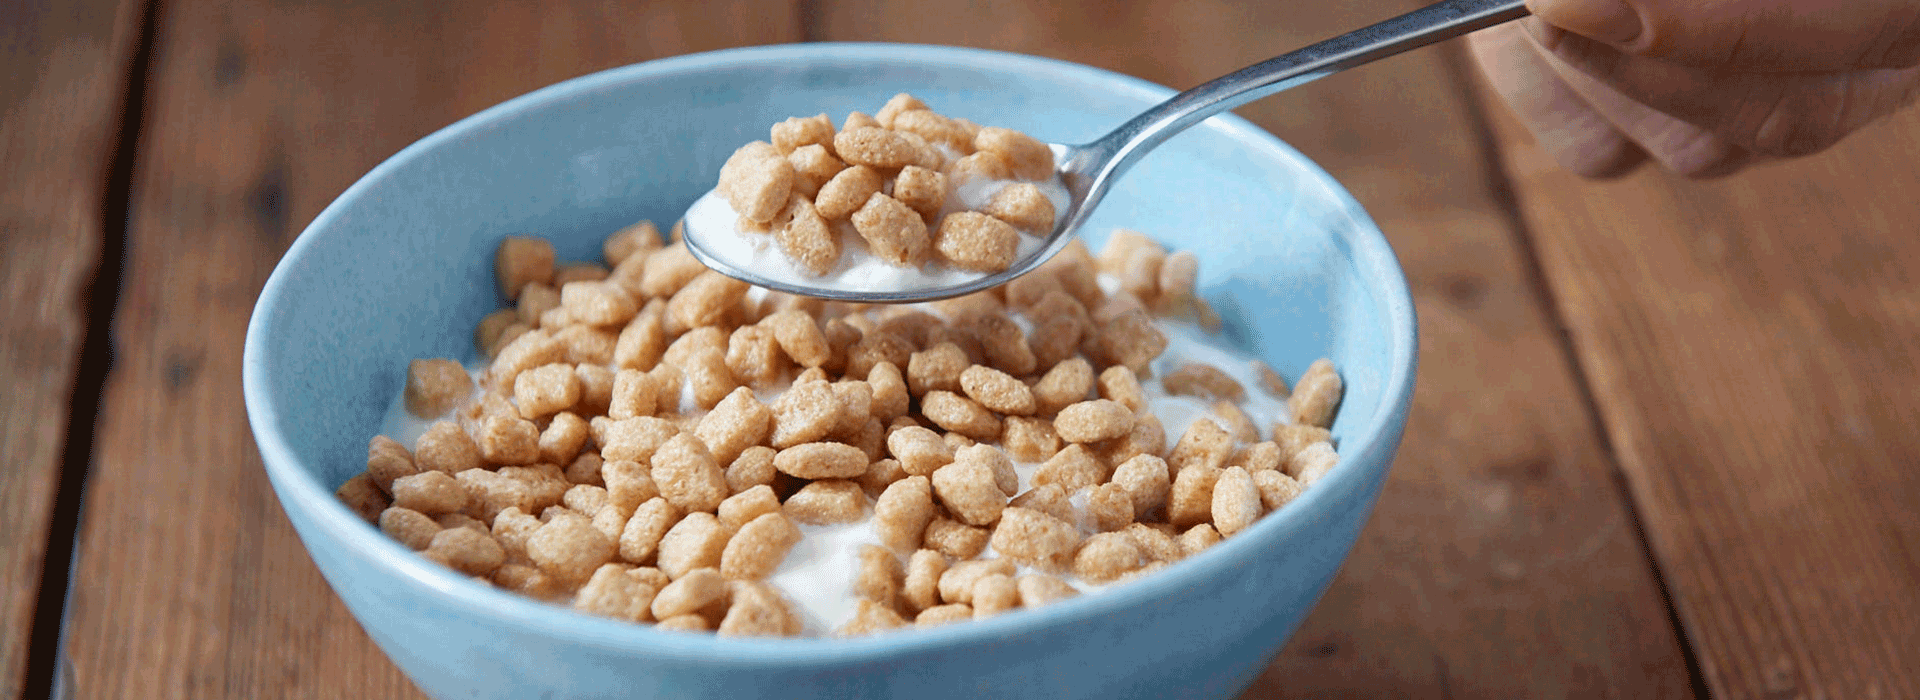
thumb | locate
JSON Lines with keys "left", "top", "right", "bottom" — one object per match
{"left": 1525, "top": 0, "right": 1920, "bottom": 71}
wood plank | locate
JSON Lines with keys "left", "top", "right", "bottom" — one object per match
{"left": 1475, "top": 70, "right": 1920, "bottom": 698}
{"left": 59, "top": 2, "right": 802, "bottom": 697}
{"left": 0, "top": 0, "right": 143, "bottom": 697}
{"left": 814, "top": 2, "right": 1696, "bottom": 697}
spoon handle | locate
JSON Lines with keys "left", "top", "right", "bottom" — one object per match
{"left": 1075, "top": 0, "right": 1528, "bottom": 183}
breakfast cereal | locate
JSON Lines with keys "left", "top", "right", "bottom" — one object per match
{"left": 342, "top": 199, "right": 1347, "bottom": 638}
{"left": 686, "top": 95, "right": 1069, "bottom": 292}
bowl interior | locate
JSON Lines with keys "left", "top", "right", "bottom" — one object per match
{"left": 245, "top": 43, "right": 1415, "bottom": 657}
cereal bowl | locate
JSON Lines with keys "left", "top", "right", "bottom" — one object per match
{"left": 243, "top": 43, "right": 1416, "bottom": 700}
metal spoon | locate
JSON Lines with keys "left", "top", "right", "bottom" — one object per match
{"left": 684, "top": 0, "right": 1529, "bottom": 302}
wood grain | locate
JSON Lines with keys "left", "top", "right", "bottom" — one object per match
{"left": 59, "top": 2, "right": 801, "bottom": 697}
{"left": 814, "top": 2, "right": 1695, "bottom": 697}
{"left": 0, "top": 0, "right": 143, "bottom": 696}
{"left": 1476, "top": 74, "right": 1920, "bottom": 698}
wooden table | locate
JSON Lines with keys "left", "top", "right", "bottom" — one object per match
{"left": 5, "top": 0, "right": 1916, "bottom": 698}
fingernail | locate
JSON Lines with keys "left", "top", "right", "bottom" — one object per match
{"left": 1527, "top": 0, "right": 1642, "bottom": 44}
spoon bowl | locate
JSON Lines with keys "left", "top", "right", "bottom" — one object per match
{"left": 685, "top": 0, "right": 1528, "bottom": 302}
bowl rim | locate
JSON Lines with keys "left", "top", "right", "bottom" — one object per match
{"left": 243, "top": 41, "right": 1417, "bottom": 666}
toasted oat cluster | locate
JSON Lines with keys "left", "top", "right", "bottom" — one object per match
{"left": 717, "top": 94, "right": 1059, "bottom": 276}
{"left": 336, "top": 222, "right": 1345, "bottom": 638}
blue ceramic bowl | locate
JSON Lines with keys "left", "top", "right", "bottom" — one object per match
{"left": 243, "top": 43, "right": 1416, "bottom": 700}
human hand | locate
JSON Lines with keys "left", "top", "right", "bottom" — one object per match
{"left": 1468, "top": 0, "right": 1920, "bottom": 178}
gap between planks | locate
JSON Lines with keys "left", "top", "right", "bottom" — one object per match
{"left": 1435, "top": 37, "right": 1714, "bottom": 700}
{"left": 16, "top": 1, "right": 162, "bottom": 699}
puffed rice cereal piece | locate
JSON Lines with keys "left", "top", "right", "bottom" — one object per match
{"left": 988, "top": 507, "right": 1080, "bottom": 572}
{"left": 853, "top": 544, "right": 904, "bottom": 609}
{"left": 970, "top": 573, "right": 1019, "bottom": 619}
{"left": 783, "top": 480, "right": 868, "bottom": 525}
{"left": 725, "top": 446, "right": 778, "bottom": 494}
{"left": 972, "top": 126, "right": 1053, "bottom": 181}
{"left": 414, "top": 420, "right": 483, "bottom": 473}
{"left": 958, "top": 364, "right": 1035, "bottom": 416}
{"left": 405, "top": 359, "right": 472, "bottom": 419}
{"left": 1109, "top": 454, "right": 1171, "bottom": 515}
{"left": 814, "top": 165, "right": 884, "bottom": 221}
{"left": 1211, "top": 467, "right": 1263, "bottom": 536}
{"left": 920, "top": 391, "right": 1001, "bottom": 442}
{"left": 717, "top": 485, "right": 781, "bottom": 530}
{"left": 1031, "top": 444, "right": 1104, "bottom": 493}
{"left": 495, "top": 236, "right": 555, "bottom": 300}
{"left": 907, "top": 342, "right": 969, "bottom": 396}
{"left": 1168, "top": 464, "right": 1224, "bottom": 529}
{"left": 838, "top": 598, "right": 908, "bottom": 636}
{"left": 1001, "top": 416, "right": 1061, "bottom": 462}
{"left": 903, "top": 549, "right": 947, "bottom": 612}
{"left": 1168, "top": 418, "right": 1234, "bottom": 474}
{"left": 956, "top": 443, "right": 1018, "bottom": 497}
{"left": 1178, "top": 523, "right": 1222, "bottom": 557}
{"left": 618, "top": 497, "right": 681, "bottom": 564}
{"left": 930, "top": 454, "right": 1007, "bottom": 526}
{"left": 773, "top": 194, "right": 840, "bottom": 275}
{"left": 868, "top": 361, "right": 910, "bottom": 422}
{"left": 366, "top": 435, "right": 419, "bottom": 492}
{"left": 1211, "top": 401, "right": 1260, "bottom": 443}
{"left": 937, "top": 558, "right": 1016, "bottom": 605}
{"left": 527, "top": 512, "right": 615, "bottom": 584}
{"left": 982, "top": 183, "right": 1055, "bottom": 235}
{"left": 423, "top": 526, "right": 505, "bottom": 576}
{"left": 476, "top": 414, "right": 541, "bottom": 465}
{"left": 696, "top": 387, "right": 772, "bottom": 464}
{"left": 1087, "top": 482, "right": 1135, "bottom": 532}
{"left": 1072, "top": 532, "right": 1146, "bottom": 583}
{"left": 379, "top": 507, "right": 440, "bottom": 550}
{"left": 1032, "top": 358, "right": 1094, "bottom": 416}
{"left": 786, "top": 147, "right": 843, "bottom": 200}
{"left": 922, "top": 517, "right": 989, "bottom": 559}
{"left": 1243, "top": 469, "right": 1300, "bottom": 515}
{"left": 769, "top": 380, "right": 842, "bottom": 448}
{"left": 1116, "top": 523, "right": 1178, "bottom": 564}
{"left": 1252, "top": 359, "right": 1290, "bottom": 398}
{"left": 934, "top": 212, "right": 1019, "bottom": 273}
{"left": 721, "top": 512, "right": 802, "bottom": 580}
{"left": 390, "top": 471, "right": 468, "bottom": 516}
{"left": 718, "top": 142, "right": 794, "bottom": 224}
{"left": 574, "top": 563, "right": 661, "bottom": 622}
{"left": 774, "top": 442, "right": 869, "bottom": 480}
{"left": 720, "top": 580, "right": 801, "bottom": 638}
{"left": 873, "top": 476, "right": 937, "bottom": 553}
{"left": 1162, "top": 363, "right": 1245, "bottom": 402}
{"left": 602, "top": 219, "right": 662, "bottom": 268}
{"left": 1008, "top": 483, "right": 1075, "bottom": 525}
{"left": 1289, "top": 441, "right": 1339, "bottom": 486}
{"left": 851, "top": 193, "right": 931, "bottom": 266}
{"left": 1016, "top": 573, "right": 1078, "bottom": 608}
{"left": 892, "top": 165, "right": 947, "bottom": 218}
{"left": 916, "top": 604, "right": 973, "bottom": 627}
{"left": 650, "top": 433, "right": 729, "bottom": 513}
{"left": 1289, "top": 359, "right": 1343, "bottom": 428}
{"left": 1096, "top": 365, "right": 1146, "bottom": 413}
{"left": 655, "top": 512, "right": 733, "bottom": 580}
{"left": 652, "top": 567, "right": 729, "bottom": 619}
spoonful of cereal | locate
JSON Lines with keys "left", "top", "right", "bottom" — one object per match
{"left": 682, "top": 0, "right": 1526, "bottom": 302}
